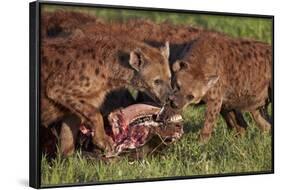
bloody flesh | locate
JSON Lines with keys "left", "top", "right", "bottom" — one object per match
{"left": 107, "top": 104, "right": 183, "bottom": 156}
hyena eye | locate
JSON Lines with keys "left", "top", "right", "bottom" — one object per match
{"left": 154, "top": 79, "right": 163, "bottom": 85}
{"left": 186, "top": 94, "right": 194, "bottom": 101}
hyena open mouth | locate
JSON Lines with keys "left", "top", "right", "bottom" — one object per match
{"left": 106, "top": 104, "right": 184, "bottom": 157}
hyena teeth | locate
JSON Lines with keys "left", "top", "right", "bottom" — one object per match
{"left": 169, "top": 114, "right": 183, "bottom": 122}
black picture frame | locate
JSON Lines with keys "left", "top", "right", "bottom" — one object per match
{"left": 29, "top": 1, "right": 274, "bottom": 188}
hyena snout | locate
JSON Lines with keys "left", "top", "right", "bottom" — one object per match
{"left": 169, "top": 99, "right": 181, "bottom": 109}
{"left": 168, "top": 94, "right": 180, "bottom": 109}
{"left": 160, "top": 84, "right": 174, "bottom": 105}
{"left": 168, "top": 90, "right": 188, "bottom": 110}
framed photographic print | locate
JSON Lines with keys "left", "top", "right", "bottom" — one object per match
{"left": 29, "top": 1, "right": 274, "bottom": 188}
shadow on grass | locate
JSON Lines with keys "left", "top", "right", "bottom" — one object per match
{"left": 183, "top": 121, "right": 203, "bottom": 134}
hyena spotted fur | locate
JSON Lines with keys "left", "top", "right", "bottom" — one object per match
{"left": 169, "top": 33, "right": 272, "bottom": 142}
{"left": 41, "top": 11, "right": 252, "bottom": 132}
{"left": 41, "top": 35, "right": 172, "bottom": 155}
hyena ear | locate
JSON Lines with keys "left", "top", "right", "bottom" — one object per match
{"left": 205, "top": 75, "right": 219, "bottom": 89}
{"left": 129, "top": 49, "right": 144, "bottom": 72}
{"left": 172, "top": 60, "right": 188, "bottom": 72}
{"left": 160, "top": 41, "right": 170, "bottom": 59}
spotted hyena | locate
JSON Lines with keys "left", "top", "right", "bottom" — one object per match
{"left": 41, "top": 35, "right": 172, "bottom": 154}
{"left": 41, "top": 10, "right": 102, "bottom": 38}
{"left": 169, "top": 33, "right": 272, "bottom": 142}
{"left": 42, "top": 11, "right": 250, "bottom": 131}
{"left": 61, "top": 11, "right": 252, "bottom": 130}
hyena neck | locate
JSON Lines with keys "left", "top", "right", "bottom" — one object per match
{"left": 108, "top": 57, "right": 135, "bottom": 88}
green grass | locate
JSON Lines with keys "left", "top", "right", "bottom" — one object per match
{"left": 41, "top": 106, "right": 272, "bottom": 187}
{"left": 41, "top": 5, "right": 273, "bottom": 187}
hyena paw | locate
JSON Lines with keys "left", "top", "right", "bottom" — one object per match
{"left": 100, "top": 135, "right": 115, "bottom": 155}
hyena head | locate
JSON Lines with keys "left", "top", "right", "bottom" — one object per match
{"left": 129, "top": 42, "right": 172, "bottom": 105}
{"left": 169, "top": 59, "right": 219, "bottom": 109}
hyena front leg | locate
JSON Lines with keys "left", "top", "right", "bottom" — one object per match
{"left": 59, "top": 114, "right": 81, "bottom": 156}
{"left": 41, "top": 94, "right": 67, "bottom": 127}
{"left": 46, "top": 84, "right": 114, "bottom": 153}
{"left": 199, "top": 98, "right": 222, "bottom": 143}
